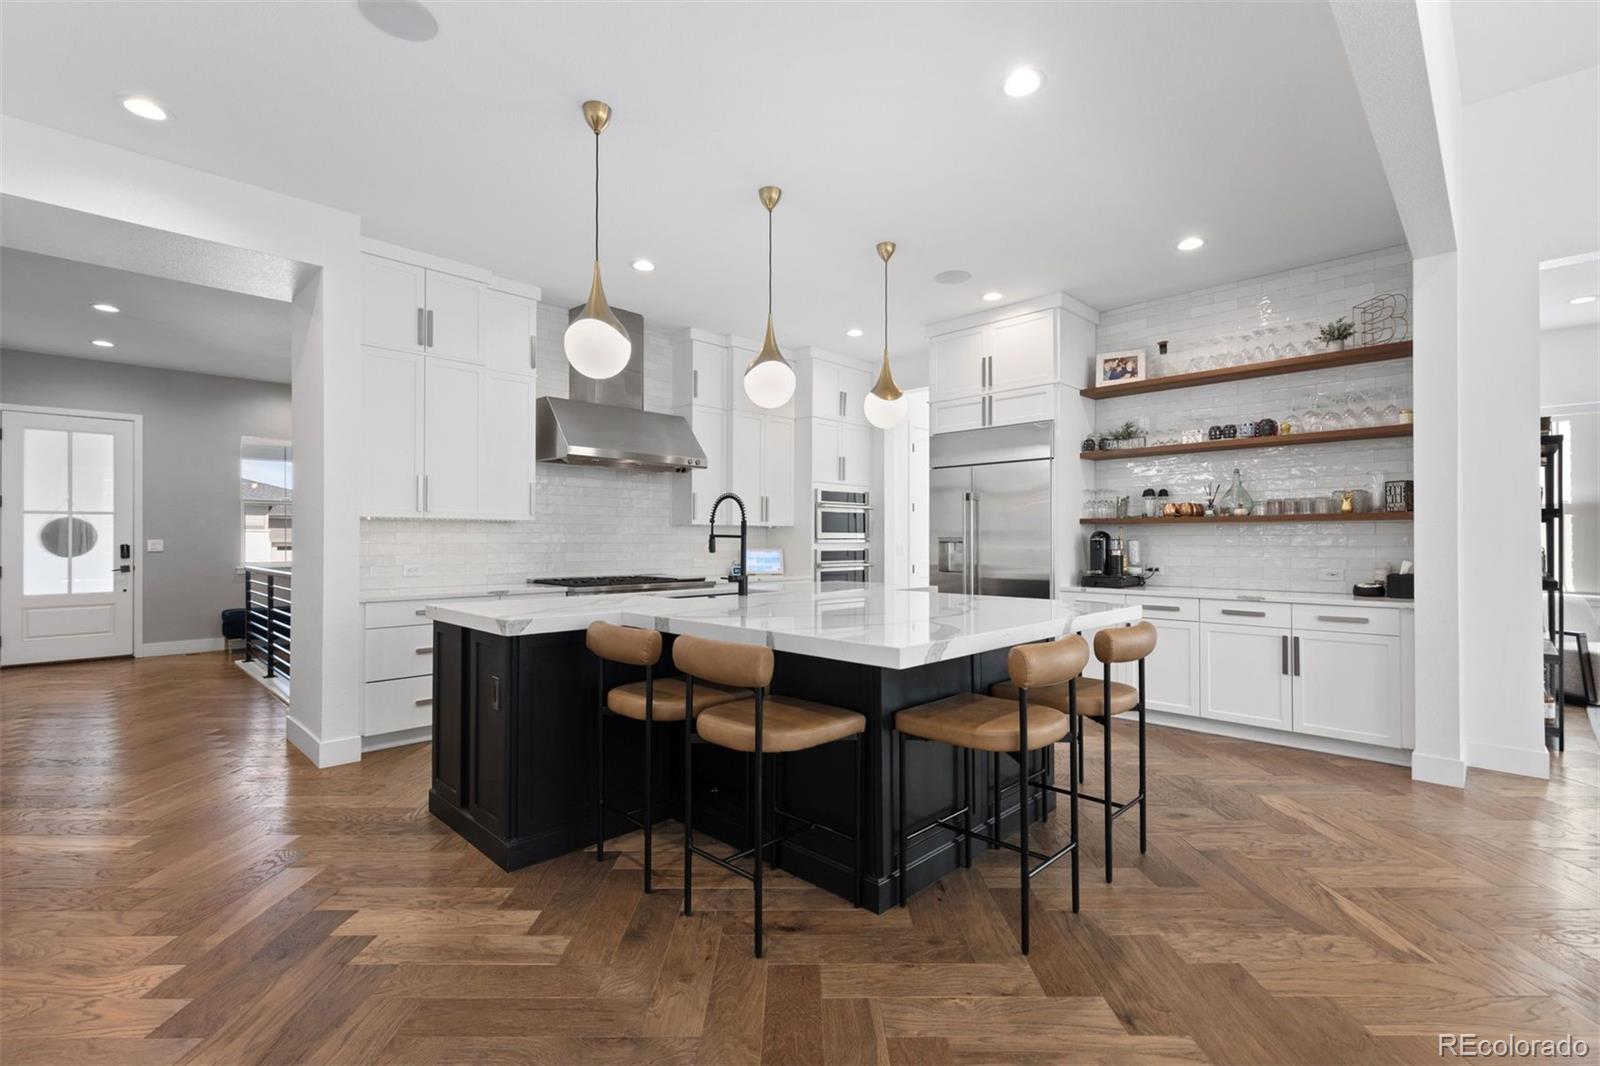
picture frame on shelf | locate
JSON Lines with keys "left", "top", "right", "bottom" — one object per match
{"left": 1096, "top": 349, "right": 1146, "bottom": 385}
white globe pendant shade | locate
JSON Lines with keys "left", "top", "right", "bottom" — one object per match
{"left": 744, "top": 352, "right": 796, "bottom": 409}
{"left": 863, "top": 388, "right": 906, "bottom": 429}
{"left": 564, "top": 314, "right": 631, "bottom": 379}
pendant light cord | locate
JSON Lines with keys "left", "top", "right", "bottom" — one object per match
{"left": 883, "top": 256, "right": 889, "bottom": 347}
{"left": 593, "top": 132, "right": 600, "bottom": 262}
{"left": 767, "top": 209, "right": 774, "bottom": 318}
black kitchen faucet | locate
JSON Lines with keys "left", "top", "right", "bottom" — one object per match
{"left": 707, "top": 492, "right": 749, "bottom": 597}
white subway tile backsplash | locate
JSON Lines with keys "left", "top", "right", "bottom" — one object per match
{"left": 1090, "top": 244, "right": 1413, "bottom": 593}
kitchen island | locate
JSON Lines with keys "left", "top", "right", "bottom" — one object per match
{"left": 425, "top": 584, "right": 1139, "bottom": 912}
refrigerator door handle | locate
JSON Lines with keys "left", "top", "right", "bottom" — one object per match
{"left": 968, "top": 491, "right": 980, "bottom": 596}
{"left": 961, "top": 491, "right": 974, "bottom": 595}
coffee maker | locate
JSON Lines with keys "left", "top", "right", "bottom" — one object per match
{"left": 1087, "top": 531, "right": 1112, "bottom": 575}
{"left": 1082, "top": 529, "right": 1149, "bottom": 588}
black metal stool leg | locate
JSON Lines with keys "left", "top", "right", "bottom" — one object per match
{"left": 752, "top": 690, "right": 765, "bottom": 958}
{"left": 1017, "top": 693, "right": 1030, "bottom": 955}
{"left": 1069, "top": 680, "right": 1080, "bottom": 913}
{"left": 595, "top": 660, "right": 606, "bottom": 862}
{"left": 991, "top": 751, "right": 1002, "bottom": 849}
{"left": 1137, "top": 657, "right": 1147, "bottom": 855}
{"left": 961, "top": 748, "right": 973, "bottom": 869}
{"left": 1104, "top": 667, "right": 1113, "bottom": 883}
{"left": 682, "top": 677, "right": 694, "bottom": 917}
{"left": 643, "top": 664, "right": 654, "bottom": 893}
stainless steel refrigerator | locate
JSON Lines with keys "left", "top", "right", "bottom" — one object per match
{"left": 930, "top": 421, "right": 1054, "bottom": 599}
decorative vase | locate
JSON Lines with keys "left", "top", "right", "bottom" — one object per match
{"left": 1217, "top": 468, "right": 1256, "bottom": 516}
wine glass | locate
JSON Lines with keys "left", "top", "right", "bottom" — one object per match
{"left": 1359, "top": 390, "right": 1381, "bottom": 428}
{"left": 1382, "top": 389, "right": 1401, "bottom": 425}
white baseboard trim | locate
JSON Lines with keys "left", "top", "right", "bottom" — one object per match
{"left": 1410, "top": 751, "right": 1467, "bottom": 788}
{"left": 1464, "top": 740, "right": 1551, "bottom": 780}
{"left": 139, "top": 637, "right": 225, "bottom": 657}
{"left": 362, "top": 726, "right": 431, "bottom": 753}
{"left": 285, "top": 713, "right": 362, "bottom": 769}
{"left": 1142, "top": 710, "right": 1411, "bottom": 768}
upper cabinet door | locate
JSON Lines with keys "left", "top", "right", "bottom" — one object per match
{"left": 811, "top": 420, "right": 840, "bottom": 484}
{"left": 728, "top": 411, "right": 764, "bottom": 517}
{"left": 763, "top": 417, "right": 796, "bottom": 527}
{"left": 686, "top": 405, "right": 728, "bottom": 526}
{"left": 928, "top": 328, "right": 986, "bottom": 400}
{"left": 479, "top": 290, "right": 537, "bottom": 376}
{"left": 808, "top": 359, "right": 839, "bottom": 419}
{"left": 930, "top": 395, "right": 985, "bottom": 434}
{"left": 424, "top": 271, "right": 485, "bottom": 364}
{"left": 422, "top": 358, "right": 482, "bottom": 516}
{"left": 692, "top": 342, "right": 727, "bottom": 408}
{"left": 839, "top": 424, "right": 870, "bottom": 487}
{"left": 988, "top": 311, "right": 1056, "bottom": 391}
{"left": 362, "top": 255, "right": 426, "bottom": 353}
{"left": 477, "top": 371, "right": 537, "bottom": 519}
{"left": 360, "top": 346, "right": 425, "bottom": 515}
{"left": 838, "top": 365, "right": 871, "bottom": 424}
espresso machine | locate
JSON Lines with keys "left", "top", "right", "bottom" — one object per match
{"left": 1082, "top": 529, "right": 1151, "bottom": 588}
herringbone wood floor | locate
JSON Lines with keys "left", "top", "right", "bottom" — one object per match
{"left": 1, "top": 653, "right": 1596, "bottom": 1065}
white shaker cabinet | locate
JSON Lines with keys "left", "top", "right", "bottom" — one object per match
{"left": 729, "top": 411, "right": 764, "bottom": 523}
{"left": 362, "top": 257, "right": 426, "bottom": 354}
{"left": 480, "top": 289, "right": 538, "bottom": 375}
{"left": 360, "top": 346, "right": 426, "bottom": 516}
{"left": 1139, "top": 618, "right": 1201, "bottom": 718}
{"left": 812, "top": 421, "right": 870, "bottom": 488}
{"left": 987, "top": 311, "right": 1057, "bottom": 391}
{"left": 423, "top": 271, "right": 485, "bottom": 364}
{"left": 928, "top": 327, "right": 986, "bottom": 401}
{"left": 477, "top": 371, "right": 537, "bottom": 519}
{"left": 420, "top": 358, "right": 482, "bottom": 517}
{"left": 1200, "top": 622, "right": 1293, "bottom": 730}
{"left": 761, "top": 416, "right": 796, "bottom": 527}
{"left": 807, "top": 358, "right": 871, "bottom": 423}
{"left": 1291, "top": 629, "right": 1403, "bottom": 747}
{"left": 673, "top": 404, "right": 728, "bottom": 526}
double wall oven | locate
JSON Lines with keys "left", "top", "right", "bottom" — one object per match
{"left": 813, "top": 489, "right": 871, "bottom": 584}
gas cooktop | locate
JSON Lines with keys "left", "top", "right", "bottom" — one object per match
{"left": 528, "top": 575, "right": 716, "bottom": 595}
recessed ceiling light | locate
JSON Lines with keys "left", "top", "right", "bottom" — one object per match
{"left": 1176, "top": 236, "right": 1206, "bottom": 252}
{"left": 982, "top": 291, "right": 1004, "bottom": 302}
{"left": 934, "top": 269, "right": 972, "bottom": 285}
{"left": 1003, "top": 67, "right": 1043, "bottom": 98}
{"left": 631, "top": 258, "right": 655, "bottom": 272}
{"left": 357, "top": 0, "right": 439, "bottom": 41}
{"left": 846, "top": 328, "right": 864, "bottom": 338}
{"left": 1571, "top": 295, "right": 1597, "bottom": 305}
{"left": 122, "top": 97, "right": 167, "bottom": 121}
{"left": 92, "top": 339, "right": 115, "bottom": 348}
{"left": 92, "top": 303, "right": 120, "bottom": 314}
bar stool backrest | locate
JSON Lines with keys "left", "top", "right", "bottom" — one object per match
{"left": 586, "top": 621, "right": 663, "bottom": 667}
{"left": 673, "top": 634, "right": 774, "bottom": 689}
{"left": 1093, "top": 621, "right": 1158, "bottom": 664}
{"left": 1007, "top": 633, "right": 1090, "bottom": 690}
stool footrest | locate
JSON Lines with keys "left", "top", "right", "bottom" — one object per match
{"left": 918, "top": 812, "right": 1076, "bottom": 873}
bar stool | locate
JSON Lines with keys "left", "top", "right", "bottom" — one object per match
{"left": 895, "top": 634, "right": 1088, "bottom": 955}
{"left": 587, "top": 621, "right": 743, "bottom": 893}
{"left": 994, "top": 620, "right": 1155, "bottom": 882}
{"left": 675, "top": 634, "right": 867, "bottom": 958}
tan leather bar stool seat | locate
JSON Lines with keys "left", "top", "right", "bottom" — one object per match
{"left": 896, "top": 691, "right": 1069, "bottom": 752}
{"left": 606, "top": 678, "right": 743, "bottom": 722}
{"left": 1095, "top": 622, "right": 1158, "bottom": 664}
{"left": 988, "top": 678, "right": 1138, "bottom": 719}
{"left": 697, "top": 696, "right": 865, "bottom": 753}
{"left": 587, "top": 620, "right": 662, "bottom": 665}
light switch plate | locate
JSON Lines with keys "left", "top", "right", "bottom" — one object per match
{"left": 146, "top": 539, "right": 164, "bottom": 552}
{"left": 402, "top": 564, "right": 424, "bottom": 577}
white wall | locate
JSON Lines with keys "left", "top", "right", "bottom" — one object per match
{"left": 1454, "top": 66, "right": 1599, "bottom": 777}
{"left": 1541, "top": 325, "right": 1600, "bottom": 410}
{"left": 0, "top": 117, "right": 366, "bottom": 768}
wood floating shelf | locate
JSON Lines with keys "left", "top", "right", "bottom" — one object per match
{"left": 1081, "top": 423, "right": 1413, "bottom": 461}
{"left": 1081, "top": 340, "right": 1413, "bottom": 400}
{"left": 1081, "top": 511, "right": 1415, "bottom": 526}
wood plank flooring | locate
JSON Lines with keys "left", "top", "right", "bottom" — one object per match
{"left": 2, "top": 653, "right": 1596, "bottom": 1064}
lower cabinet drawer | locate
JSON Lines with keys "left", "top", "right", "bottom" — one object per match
{"left": 1201, "top": 599, "right": 1292, "bottom": 628}
{"left": 365, "top": 624, "right": 434, "bottom": 682}
{"left": 1291, "top": 603, "right": 1400, "bottom": 636}
{"left": 364, "top": 675, "right": 433, "bottom": 735}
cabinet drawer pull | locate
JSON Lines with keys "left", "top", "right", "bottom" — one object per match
{"left": 692, "top": 368, "right": 699, "bottom": 398}
{"left": 417, "top": 307, "right": 427, "bottom": 347}
{"left": 1221, "top": 608, "right": 1266, "bottom": 617}
{"left": 1281, "top": 634, "right": 1289, "bottom": 675}
{"left": 415, "top": 646, "right": 434, "bottom": 655}
{"left": 426, "top": 308, "right": 435, "bottom": 347}
{"left": 1143, "top": 604, "right": 1181, "bottom": 612}
{"left": 415, "top": 697, "right": 433, "bottom": 706}
{"left": 1292, "top": 636, "right": 1301, "bottom": 676}
{"left": 414, "top": 608, "right": 427, "bottom": 617}
{"left": 1316, "top": 615, "right": 1370, "bottom": 624}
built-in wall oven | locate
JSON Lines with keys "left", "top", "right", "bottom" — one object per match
{"left": 814, "top": 545, "right": 871, "bottom": 585}
{"left": 815, "top": 488, "right": 870, "bottom": 541}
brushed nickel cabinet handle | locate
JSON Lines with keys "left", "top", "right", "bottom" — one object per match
{"left": 415, "top": 646, "right": 433, "bottom": 655}
{"left": 1221, "top": 608, "right": 1266, "bottom": 617}
{"left": 693, "top": 368, "right": 699, "bottom": 398}
{"left": 1316, "top": 615, "right": 1370, "bottom": 624}
{"left": 414, "top": 608, "right": 427, "bottom": 616}
{"left": 426, "top": 308, "right": 435, "bottom": 347}
{"left": 415, "top": 697, "right": 433, "bottom": 706}
{"left": 417, "top": 307, "right": 427, "bottom": 347}
{"left": 1143, "top": 604, "right": 1181, "bottom": 612}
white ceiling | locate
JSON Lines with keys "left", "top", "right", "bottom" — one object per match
{"left": 0, "top": 249, "right": 293, "bottom": 382}
{"left": 1540, "top": 255, "right": 1600, "bottom": 333}
{"left": 1452, "top": 0, "right": 1600, "bottom": 105}
{"left": 0, "top": 2, "right": 1405, "bottom": 358}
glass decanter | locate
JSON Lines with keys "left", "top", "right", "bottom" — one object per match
{"left": 1217, "top": 468, "right": 1256, "bottom": 516}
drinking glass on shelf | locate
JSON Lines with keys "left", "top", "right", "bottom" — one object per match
{"left": 1382, "top": 389, "right": 1401, "bottom": 425}
{"left": 1359, "top": 391, "right": 1381, "bottom": 427}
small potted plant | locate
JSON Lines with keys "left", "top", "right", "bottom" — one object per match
{"left": 1108, "top": 420, "right": 1143, "bottom": 449}
{"left": 1319, "top": 317, "right": 1356, "bottom": 351}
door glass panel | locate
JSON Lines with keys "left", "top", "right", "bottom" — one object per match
{"left": 71, "top": 432, "right": 115, "bottom": 512}
{"left": 71, "top": 513, "right": 114, "bottom": 594}
{"left": 23, "top": 513, "right": 71, "bottom": 595}
{"left": 23, "top": 429, "right": 69, "bottom": 511}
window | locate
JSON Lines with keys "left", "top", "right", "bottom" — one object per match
{"left": 241, "top": 438, "right": 292, "bottom": 567}
{"left": 1552, "top": 414, "right": 1598, "bottom": 594}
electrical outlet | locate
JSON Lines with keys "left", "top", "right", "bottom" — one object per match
{"left": 145, "top": 539, "right": 164, "bottom": 553}
{"left": 1320, "top": 567, "right": 1342, "bottom": 582}
{"left": 402, "top": 564, "right": 423, "bottom": 577}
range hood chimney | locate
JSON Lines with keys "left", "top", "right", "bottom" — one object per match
{"left": 535, "top": 304, "right": 707, "bottom": 473}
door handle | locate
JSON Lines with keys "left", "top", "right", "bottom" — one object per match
{"left": 1221, "top": 609, "right": 1266, "bottom": 617}
{"left": 415, "top": 697, "right": 434, "bottom": 706}
{"left": 1292, "top": 636, "right": 1301, "bottom": 676}
{"left": 1281, "top": 634, "right": 1288, "bottom": 675}
{"left": 415, "top": 646, "right": 434, "bottom": 655}
{"left": 417, "top": 308, "right": 427, "bottom": 347}
{"left": 426, "top": 309, "right": 436, "bottom": 348}
{"left": 1316, "top": 615, "right": 1370, "bottom": 624}
{"left": 692, "top": 368, "right": 699, "bottom": 398}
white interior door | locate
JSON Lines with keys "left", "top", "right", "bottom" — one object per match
{"left": 1, "top": 410, "right": 135, "bottom": 665}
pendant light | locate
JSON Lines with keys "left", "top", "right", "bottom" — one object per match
{"left": 743, "top": 185, "right": 797, "bottom": 409}
{"left": 863, "top": 241, "right": 907, "bottom": 429}
{"left": 563, "top": 100, "right": 632, "bottom": 380}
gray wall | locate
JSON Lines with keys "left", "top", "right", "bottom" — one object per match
{"left": 1, "top": 349, "right": 291, "bottom": 645}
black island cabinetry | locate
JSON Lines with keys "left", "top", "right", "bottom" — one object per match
{"left": 429, "top": 620, "right": 1056, "bottom": 913}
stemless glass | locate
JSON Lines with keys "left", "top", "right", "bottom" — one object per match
{"left": 1382, "top": 388, "right": 1401, "bottom": 425}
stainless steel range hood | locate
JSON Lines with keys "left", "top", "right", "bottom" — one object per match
{"left": 536, "top": 304, "right": 706, "bottom": 472}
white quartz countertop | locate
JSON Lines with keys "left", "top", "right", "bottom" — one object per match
{"left": 1060, "top": 583, "right": 1415, "bottom": 610}
{"left": 360, "top": 583, "right": 574, "bottom": 604}
{"left": 426, "top": 583, "right": 1141, "bottom": 670}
